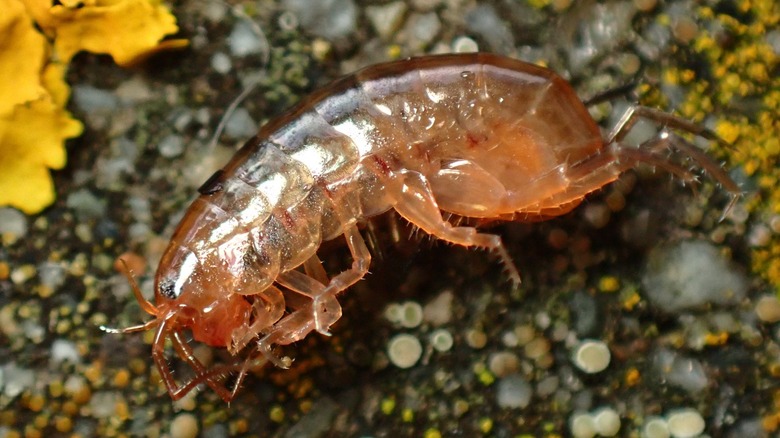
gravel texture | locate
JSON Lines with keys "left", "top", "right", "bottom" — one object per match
{"left": 1, "top": 1, "right": 776, "bottom": 437}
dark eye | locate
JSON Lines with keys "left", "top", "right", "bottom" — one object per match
{"left": 158, "top": 278, "right": 177, "bottom": 299}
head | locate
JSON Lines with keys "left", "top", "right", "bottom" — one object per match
{"left": 152, "top": 242, "right": 256, "bottom": 349}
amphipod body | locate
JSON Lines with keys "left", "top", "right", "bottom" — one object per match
{"left": 106, "top": 52, "right": 739, "bottom": 401}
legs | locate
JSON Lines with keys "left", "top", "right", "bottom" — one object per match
{"left": 150, "top": 317, "right": 237, "bottom": 402}
{"left": 607, "top": 105, "right": 741, "bottom": 194}
{"left": 391, "top": 169, "right": 521, "bottom": 286}
{"left": 608, "top": 105, "right": 741, "bottom": 218}
{"left": 229, "top": 284, "right": 285, "bottom": 354}
{"left": 275, "top": 224, "right": 370, "bottom": 336}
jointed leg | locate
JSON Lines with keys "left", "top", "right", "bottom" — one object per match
{"left": 607, "top": 105, "right": 723, "bottom": 145}
{"left": 173, "top": 350, "right": 270, "bottom": 403}
{"left": 303, "top": 253, "right": 329, "bottom": 284}
{"left": 391, "top": 169, "right": 521, "bottom": 286}
{"left": 170, "top": 331, "right": 236, "bottom": 402}
{"left": 149, "top": 317, "right": 226, "bottom": 401}
{"left": 607, "top": 105, "right": 740, "bottom": 194}
{"left": 230, "top": 285, "right": 285, "bottom": 354}
{"left": 276, "top": 224, "right": 370, "bottom": 335}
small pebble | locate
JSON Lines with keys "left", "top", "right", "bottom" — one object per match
{"left": 51, "top": 339, "right": 80, "bottom": 364}
{"left": 465, "top": 329, "right": 487, "bottom": 349}
{"left": 501, "top": 330, "right": 519, "bottom": 347}
{"left": 2, "top": 363, "right": 35, "bottom": 398}
{"left": 387, "top": 334, "right": 422, "bottom": 369}
{"left": 572, "top": 340, "right": 611, "bottom": 373}
{"left": 534, "top": 312, "right": 552, "bottom": 330}
{"left": 202, "top": 1, "right": 227, "bottom": 22}
{"left": 642, "top": 241, "right": 747, "bottom": 312}
{"left": 536, "top": 375, "right": 559, "bottom": 397}
{"left": 756, "top": 295, "right": 780, "bottom": 323}
{"left": 38, "top": 261, "right": 66, "bottom": 290}
{"left": 515, "top": 325, "right": 536, "bottom": 345}
{"left": 158, "top": 134, "right": 185, "bottom": 158}
{"left": 89, "top": 392, "right": 122, "bottom": 418}
{"left": 488, "top": 352, "right": 520, "bottom": 377}
{"left": 465, "top": 4, "right": 514, "bottom": 52}
{"left": 211, "top": 52, "right": 232, "bottom": 74}
{"left": 634, "top": 0, "right": 658, "bottom": 12}
{"left": 72, "top": 85, "right": 119, "bottom": 113}
{"left": 666, "top": 408, "right": 705, "bottom": 438}
{"left": 671, "top": 15, "right": 698, "bottom": 44}
{"left": 174, "top": 391, "right": 198, "bottom": 412}
{"left": 652, "top": 349, "right": 708, "bottom": 394}
{"left": 224, "top": 108, "right": 257, "bottom": 139}
{"left": 0, "top": 208, "right": 27, "bottom": 244}
{"left": 570, "top": 291, "right": 599, "bottom": 337}
{"left": 228, "top": 20, "right": 267, "bottom": 57}
{"left": 423, "top": 290, "right": 453, "bottom": 325}
{"left": 66, "top": 189, "right": 107, "bottom": 219}
{"left": 495, "top": 374, "right": 532, "bottom": 409}
{"left": 170, "top": 413, "right": 199, "bottom": 438}
{"left": 768, "top": 30, "right": 780, "bottom": 55}
{"left": 10, "top": 264, "right": 36, "bottom": 284}
{"left": 583, "top": 203, "right": 611, "bottom": 229}
{"left": 592, "top": 407, "right": 621, "bottom": 436}
{"left": 452, "top": 36, "right": 479, "bottom": 53}
{"left": 115, "top": 76, "right": 152, "bottom": 104}
{"left": 551, "top": 0, "right": 573, "bottom": 12}
{"left": 524, "top": 337, "right": 551, "bottom": 360}
{"left": 365, "top": 2, "right": 407, "bottom": 40}
{"left": 283, "top": 0, "right": 357, "bottom": 40}
{"left": 748, "top": 224, "right": 771, "bottom": 247}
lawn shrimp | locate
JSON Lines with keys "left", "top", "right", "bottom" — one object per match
{"left": 103, "top": 52, "right": 740, "bottom": 402}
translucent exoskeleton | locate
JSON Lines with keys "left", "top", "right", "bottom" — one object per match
{"left": 102, "top": 53, "right": 740, "bottom": 402}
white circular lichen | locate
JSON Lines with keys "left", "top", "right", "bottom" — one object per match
{"left": 592, "top": 407, "right": 621, "bottom": 437}
{"left": 570, "top": 412, "right": 597, "bottom": 438}
{"left": 429, "top": 329, "right": 454, "bottom": 352}
{"left": 572, "top": 339, "right": 611, "bottom": 373}
{"left": 666, "top": 408, "right": 705, "bottom": 438}
{"left": 387, "top": 334, "right": 423, "bottom": 369}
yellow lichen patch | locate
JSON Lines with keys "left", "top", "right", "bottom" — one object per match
{"left": 0, "top": 0, "right": 183, "bottom": 214}
{"left": 624, "top": 367, "right": 641, "bottom": 386}
{"left": 649, "top": 1, "right": 780, "bottom": 291}
{"left": 0, "top": 1, "right": 83, "bottom": 214}
{"left": 0, "top": 0, "right": 47, "bottom": 108}
{"left": 19, "top": 0, "right": 185, "bottom": 66}
{"left": 0, "top": 83, "right": 83, "bottom": 215}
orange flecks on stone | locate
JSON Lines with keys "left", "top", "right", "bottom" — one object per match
{"left": 625, "top": 367, "right": 641, "bottom": 386}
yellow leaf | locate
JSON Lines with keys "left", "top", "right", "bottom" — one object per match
{"left": 20, "top": 0, "right": 183, "bottom": 66}
{"left": 0, "top": 0, "right": 48, "bottom": 113}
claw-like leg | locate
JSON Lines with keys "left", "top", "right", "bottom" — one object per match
{"left": 391, "top": 169, "right": 521, "bottom": 286}
{"left": 275, "top": 224, "right": 370, "bottom": 335}
{"left": 230, "top": 284, "right": 285, "bottom": 354}
{"left": 607, "top": 105, "right": 740, "bottom": 195}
